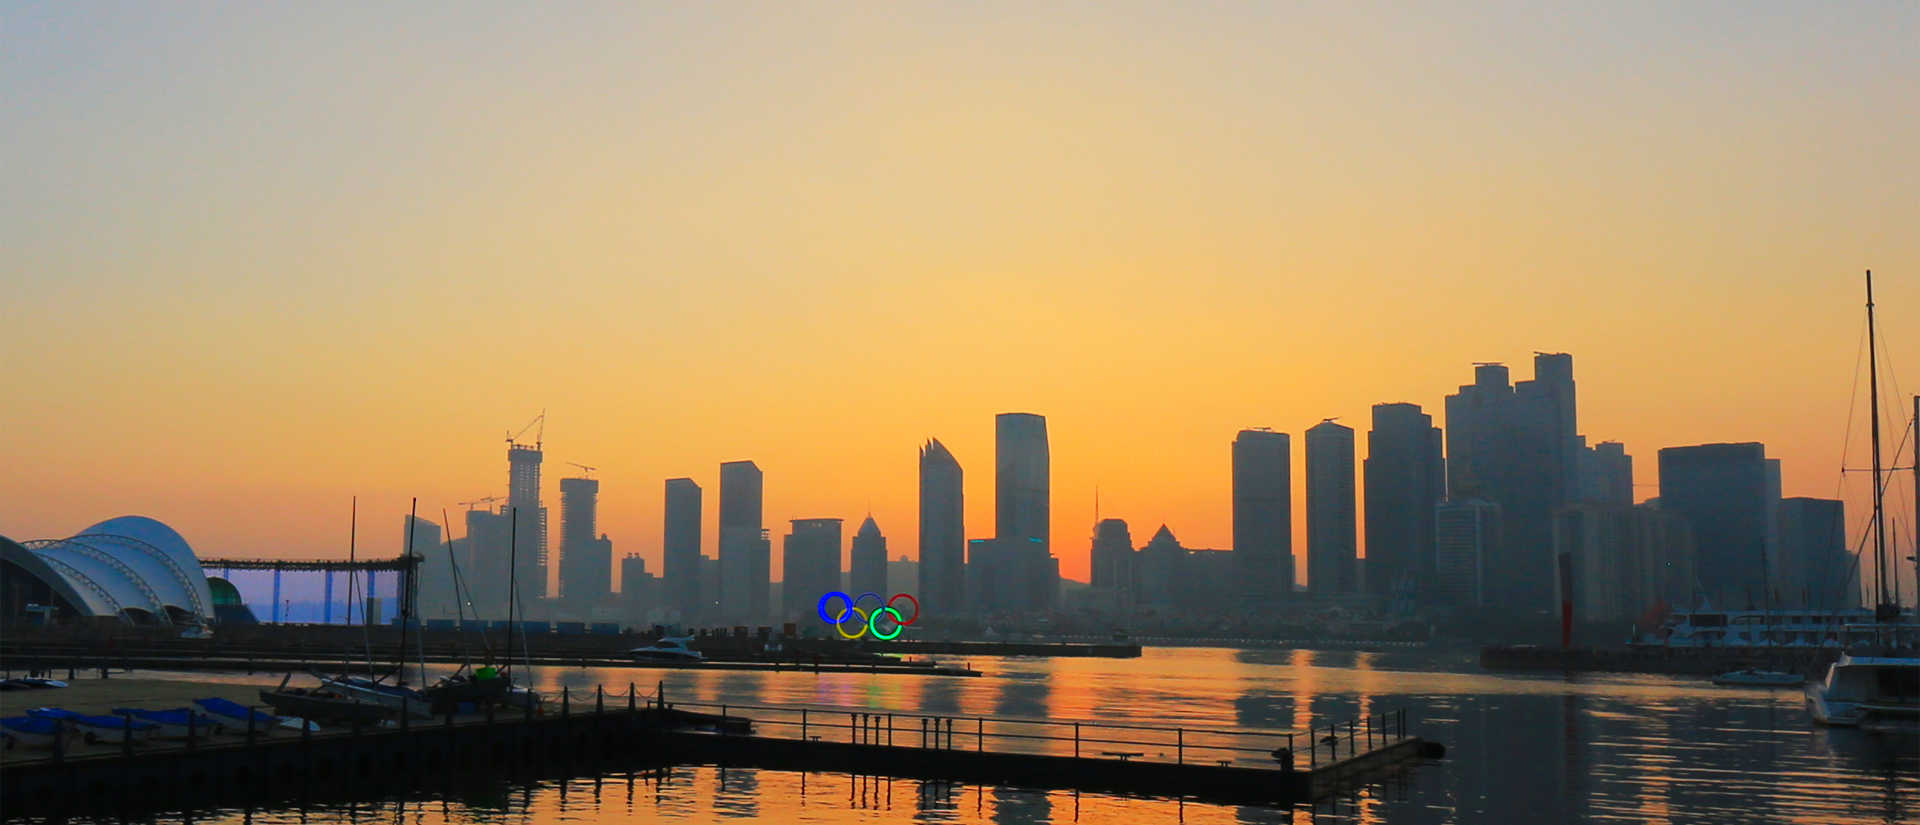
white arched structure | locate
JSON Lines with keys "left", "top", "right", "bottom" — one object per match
{"left": 16, "top": 516, "right": 214, "bottom": 627}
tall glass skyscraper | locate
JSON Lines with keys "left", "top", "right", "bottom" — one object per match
{"left": 662, "top": 477, "right": 703, "bottom": 618}
{"left": 1306, "top": 419, "right": 1357, "bottom": 596}
{"left": 1364, "top": 404, "right": 1445, "bottom": 599}
{"left": 993, "top": 413, "right": 1057, "bottom": 610}
{"left": 718, "top": 460, "right": 769, "bottom": 623}
{"left": 1232, "top": 428, "right": 1292, "bottom": 605}
{"left": 918, "top": 439, "right": 965, "bottom": 616}
{"left": 781, "top": 518, "right": 843, "bottom": 620}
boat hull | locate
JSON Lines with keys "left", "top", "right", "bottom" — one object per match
{"left": 259, "top": 690, "right": 392, "bottom": 725}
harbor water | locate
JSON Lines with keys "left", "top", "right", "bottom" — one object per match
{"left": 6, "top": 647, "right": 1913, "bottom": 824}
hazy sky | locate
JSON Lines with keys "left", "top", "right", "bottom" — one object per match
{"left": 4, "top": 3, "right": 1915, "bottom": 590}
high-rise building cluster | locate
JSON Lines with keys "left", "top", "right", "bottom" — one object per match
{"left": 410, "top": 352, "right": 1863, "bottom": 634}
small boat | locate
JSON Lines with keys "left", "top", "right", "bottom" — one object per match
{"left": 258, "top": 686, "right": 392, "bottom": 725}
{"left": 1805, "top": 653, "right": 1920, "bottom": 728}
{"left": 27, "top": 708, "right": 158, "bottom": 744}
{"left": 423, "top": 668, "right": 513, "bottom": 711}
{"left": 193, "top": 696, "right": 284, "bottom": 734}
{"left": 1, "top": 716, "right": 61, "bottom": 749}
{"left": 312, "top": 672, "right": 435, "bottom": 718}
{"left": 1713, "top": 669, "right": 1804, "bottom": 687}
{"left": 111, "top": 708, "right": 223, "bottom": 739}
{"left": 631, "top": 637, "right": 705, "bottom": 663}
{"left": 0, "top": 678, "right": 69, "bottom": 691}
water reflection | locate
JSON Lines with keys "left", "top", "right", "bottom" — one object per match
{"left": 49, "top": 649, "right": 1920, "bottom": 825}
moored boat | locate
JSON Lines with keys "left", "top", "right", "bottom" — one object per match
{"left": 258, "top": 686, "right": 392, "bottom": 726}
{"left": 1804, "top": 653, "right": 1920, "bottom": 728}
{"left": 27, "top": 708, "right": 159, "bottom": 744}
{"left": 111, "top": 707, "right": 223, "bottom": 739}
{"left": 1, "top": 716, "right": 61, "bottom": 749}
{"left": 631, "top": 637, "right": 704, "bottom": 663}
{"left": 1713, "top": 668, "right": 1804, "bottom": 687}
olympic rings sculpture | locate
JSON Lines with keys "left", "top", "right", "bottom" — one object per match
{"left": 818, "top": 591, "right": 920, "bottom": 640}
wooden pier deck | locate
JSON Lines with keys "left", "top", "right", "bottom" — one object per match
{"left": 1, "top": 682, "right": 1436, "bottom": 814}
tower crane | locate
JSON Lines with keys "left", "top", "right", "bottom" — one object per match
{"left": 567, "top": 462, "right": 597, "bottom": 479}
{"left": 458, "top": 496, "right": 503, "bottom": 511}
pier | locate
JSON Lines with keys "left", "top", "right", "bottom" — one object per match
{"left": 0, "top": 680, "right": 1437, "bottom": 814}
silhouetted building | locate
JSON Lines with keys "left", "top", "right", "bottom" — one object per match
{"left": 1576, "top": 440, "right": 1634, "bottom": 505}
{"left": 1435, "top": 499, "right": 1500, "bottom": 607}
{"left": 507, "top": 443, "right": 549, "bottom": 599}
{"left": 1364, "top": 404, "right": 1445, "bottom": 601}
{"left": 620, "top": 553, "right": 658, "bottom": 625}
{"left": 1307, "top": 420, "right": 1357, "bottom": 596}
{"left": 992, "top": 413, "right": 1057, "bottom": 611}
{"left": 1553, "top": 503, "right": 1695, "bottom": 624}
{"left": 965, "top": 537, "right": 1056, "bottom": 614}
{"left": 1233, "top": 429, "right": 1293, "bottom": 606}
{"left": 850, "top": 516, "right": 888, "bottom": 597}
{"left": 887, "top": 555, "right": 919, "bottom": 597}
{"left": 918, "top": 439, "right": 966, "bottom": 617}
{"left": 1658, "top": 443, "right": 1777, "bottom": 606}
{"left": 558, "top": 477, "right": 611, "bottom": 602}
{"left": 1445, "top": 354, "right": 1582, "bottom": 617}
{"left": 1777, "top": 497, "right": 1859, "bottom": 609}
{"left": 997, "top": 413, "right": 1051, "bottom": 551}
{"left": 662, "top": 478, "right": 703, "bottom": 619}
{"left": 1135, "top": 525, "right": 1184, "bottom": 608}
{"left": 463, "top": 506, "right": 511, "bottom": 618}
{"left": 782, "top": 518, "right": 843, "bottom": 620}
{"left": 404, "top": 515, "right": 454, "bottom": 620}
{"left": 718, "top": 461, "right": 770, "bottom": 623}
{"left": 1090, "top": 519, "right": 1135, "bottom": 594}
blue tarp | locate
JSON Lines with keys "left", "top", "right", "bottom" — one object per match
{"left": 1, "top": 716, "right": 60, "bottom": 735}
{"left": 194, "top": 696, "right": 277, "bottom": 723}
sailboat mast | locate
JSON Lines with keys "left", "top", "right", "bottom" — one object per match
{"left": 1866, "top": 271, "right": 1890, "bottom": 613}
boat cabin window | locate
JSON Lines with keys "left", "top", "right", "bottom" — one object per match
{"left": 1876, "top": 667, "right": 1920, "bottom": 700}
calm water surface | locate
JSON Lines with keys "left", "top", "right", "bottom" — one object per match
{"left": 29, "top": 648, "right": 1918, "bottom": 824}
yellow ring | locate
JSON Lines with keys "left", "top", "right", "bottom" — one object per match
{"left": 834, "top": 607, "right": 870, "bottom": 639}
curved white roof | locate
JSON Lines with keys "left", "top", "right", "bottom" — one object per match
{"left": 18, "top": 516, "right": 213, "bottom": 626}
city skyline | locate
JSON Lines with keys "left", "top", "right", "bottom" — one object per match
{"left": 2, "top": 5, "right": 1915, "bottom": 589}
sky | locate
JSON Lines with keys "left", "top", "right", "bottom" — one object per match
{"left": 3, "top": 2, "right": 1916, "bottom": 592}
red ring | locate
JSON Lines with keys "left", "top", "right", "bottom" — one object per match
{"left": 887, "top": 593, "right": 920, "bottom": 625}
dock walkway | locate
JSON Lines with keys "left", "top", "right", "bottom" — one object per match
{"left": 1, "top": 683, "right": 1434, "bottom": 813}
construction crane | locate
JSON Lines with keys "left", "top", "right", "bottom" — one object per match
{"left": 458, "top": 496, "right": 503, "bottom": 511}
{"left": 566, "top": 462, "right": 597, "bottom": 479}
{"left": 507, "top": 411, "right": 546, "bottom": 449}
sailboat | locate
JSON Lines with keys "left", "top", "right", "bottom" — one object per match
{"left": 1804, "top": 271, "right": 1920, "bottom": 729}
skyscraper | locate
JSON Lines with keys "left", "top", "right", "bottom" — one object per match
{"left": 1777, "top": 497, "right": 1858, "bottom": 609}
{"left": 558, "top": 476, "right": 611, "bottom": 602}
{"left": 620, "top": 553, "right": 657, "bottom": 625}
{"left": 1576, "top": 441, "right": 1634, "bottom": 505}
{"left": 1232, "top": 429, "right": 1292, "bottom": 605}
{"left": 1306, "top": 419, "right": 1357, "bottom": 596}
{"left": 850, "top": 516, "right": 888, "bottom": 597}
{"left": 718, "top": 460, "right": 770, "bottom": 623}
{"left": 1658, "top": 443, "right": 1776, "bottom": 606}
{"left": 996, "top": 413, "right": 1051, "bottom": 553}
{"left": 662, "top": 478, "right": 703, "bottom": 618}
{"left": 1444, "top": 354, "right": 1582, "bottom": 616}
{"left": 1090, "top": 518, "right": 1136, "bottom": 594}
{"left": 404, "top": 515, "right": 450, "bottom": 619}
{"left": 1435, "top": 499, "right": 1501, "bottom": 607}
{"left": 918, "top": 439, "right": 965, "bottom": 616}
{"left": 1135, "top": 524, "right": 1185, "bottom": 608}
{"left": 782, "top": 518, "right": 844, "bottom": 620}
{"left": 992, "top": 413, "right": 1057, "bottom": 610}
{"left": 1363, "top": 404, "right": 1445, "bottom": 600}
{"left": 1553, "top": 502, "right": 1695, "bottom": 624}
{"left": 507, "top": 442, "right": 549, "bottom": 599}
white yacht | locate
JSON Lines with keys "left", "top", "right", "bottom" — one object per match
{"left": 1804, "top": 653, "right": 1920, "bottom": 729}
{"left": 630, "top": 637, "right": 705, "bottom": 663}
{"left": 1630, "top": 606, "right": 1914, "bottom": 649}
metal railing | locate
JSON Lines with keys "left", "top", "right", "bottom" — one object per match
{"left": 650, "top": 691, "right": 1410, "bottom": 771}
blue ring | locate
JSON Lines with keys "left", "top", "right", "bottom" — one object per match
{"left": 854, "top": 592, "right": 884, "bottom": 611}
{"left": 818, "top": 591, "right": 854, "bottom": 624}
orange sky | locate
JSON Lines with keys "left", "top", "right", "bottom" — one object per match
{"left": 2, "top": 4, "right": 1916, "bottom": 592}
